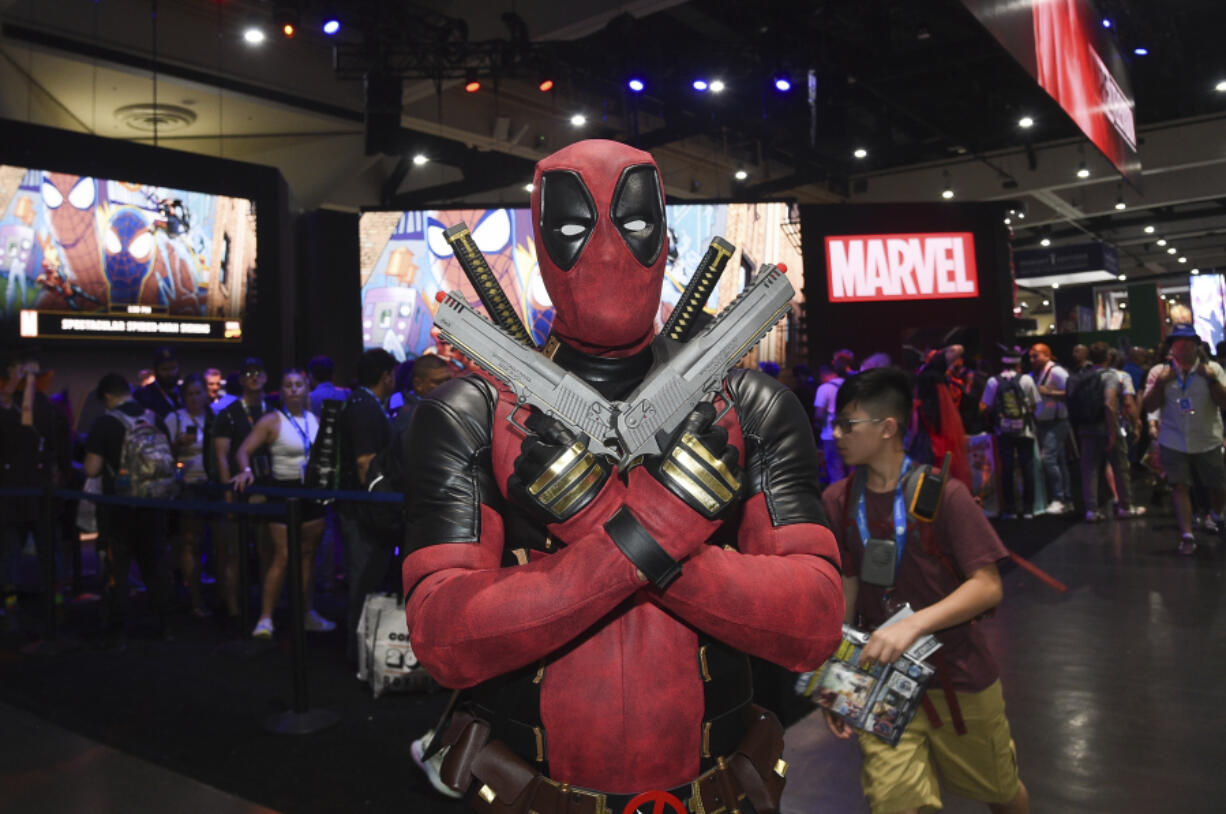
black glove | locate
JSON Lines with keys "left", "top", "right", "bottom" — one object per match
{"left": 508, "top": 412, "right": 612, "bottom": 524}
{"left": 645, "top": 401, "right": 742, "bottom": 520}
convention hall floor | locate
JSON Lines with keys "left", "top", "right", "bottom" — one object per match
{"left": 0, "top": 510, "right": 1220, "bottom": 813}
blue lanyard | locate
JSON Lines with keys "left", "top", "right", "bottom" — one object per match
{"left": 1173, "top": 364, "right": 1193, "bottom": 395}
{"left": 359, "top": 386, "right": 390, "bottom": 421}
{"left": 856, "top": 455, "right": 911, "bottom": 569}
{"left": 281, "top": 408, "right": 312, "bottom": 458}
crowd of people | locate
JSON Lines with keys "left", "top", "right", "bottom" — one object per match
{"left": 0, "top": 344, "right": 455, "bottom": 649}
{"left": 795, "top": 324, "right": 1226, "bottom": 556}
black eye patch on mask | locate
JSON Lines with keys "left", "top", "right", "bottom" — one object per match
{"left": 539, "top": 170, "right": 597, "bottom": 271}
{"left": 610, "top": 165, "right": 664, "bottom": 267}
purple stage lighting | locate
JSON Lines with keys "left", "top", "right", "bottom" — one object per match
{"left": 774, "top": 76, "right": 792, "bottom": 92}
{"left": 692, "top": 79, "right": 709, "bottom": 92}
{"left": 322, "top": 18, "right": 340, "bottom": 35}
{"left": 628, "top": 78, "right": 645, "bottom": 93}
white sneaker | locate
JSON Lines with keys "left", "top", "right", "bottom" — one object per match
{"left": 303, "top": 609, "right": 336, "bottom": 632}
{"left": 251, "top": 618, "right": 274, "bottom": 639}
{"left": 1047, "top": 500, "right": 1069, "bottom": 515}
{"left": 411, "top": 729, "right": 463, "bottom": 799}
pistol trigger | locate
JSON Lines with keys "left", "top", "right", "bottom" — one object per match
{"left": 507, "top": 403, "right": 532, "bottom": 437}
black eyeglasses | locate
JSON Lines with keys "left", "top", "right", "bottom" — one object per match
{"left": 832, "top": 417, "right": 883, "bottom": 435}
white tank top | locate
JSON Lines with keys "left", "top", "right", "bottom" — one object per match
{"left": 270, "top": 409, "right": 318, "bottom": 482}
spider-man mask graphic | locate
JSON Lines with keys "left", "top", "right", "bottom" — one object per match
{"left": 531, "top": 139, "right": 667, "bottom": 356}
{"left": 104, "top": 208, "right": 156, "bottom": 304}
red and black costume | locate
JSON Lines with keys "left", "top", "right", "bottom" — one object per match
{"left": 402, "top": 140, "right": 843, "bottom": 806}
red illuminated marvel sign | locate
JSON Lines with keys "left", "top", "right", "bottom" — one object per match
{"left": 825, "top": 233, "right": 978, "bottom": 302}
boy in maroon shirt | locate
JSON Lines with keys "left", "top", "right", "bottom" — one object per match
{"left": 820, "top": 367, "right": 1029, "bottom": 814}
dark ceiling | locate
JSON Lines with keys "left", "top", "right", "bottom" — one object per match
{"left": 550, "top": 0, "right": 1226, "bottom": 195}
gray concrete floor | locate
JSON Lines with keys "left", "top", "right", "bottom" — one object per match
{"left": 0, "top": 702, "right": 279, "bottom": 814}
{"left": 781, "top": 515, "right": 1224, "bottom": 813}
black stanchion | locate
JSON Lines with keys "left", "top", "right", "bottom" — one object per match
{"left": 21, "top": 486, "right": 77, "bottom": 655}
{"left": 263, "top": 498, "right": 339, "bottom": 735}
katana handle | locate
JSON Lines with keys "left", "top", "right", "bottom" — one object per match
{"left": 443, "top": 222, "right": 536, "bottom": 349}
{"left": 663, "top": 236, "right": 736, "bottom": 342}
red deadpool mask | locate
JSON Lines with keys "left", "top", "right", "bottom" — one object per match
{"left": 532, "top": 140, "right": 667, "bottom": 356}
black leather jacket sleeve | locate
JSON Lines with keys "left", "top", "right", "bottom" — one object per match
{"left": 402, "top": 376, "right": 501, "bottom": 548}
{"left": 726, "top": 368, "right": 831, "bottom": 529}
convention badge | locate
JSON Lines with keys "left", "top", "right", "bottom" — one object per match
{"left": 861, "top": 538, "right": 897, "bottom": 587}
{"left": 1179, "top": 397, "right": 1195, "bottom": 414}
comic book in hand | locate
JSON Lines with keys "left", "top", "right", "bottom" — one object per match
{"left": 796, "top": 608, "right": 940, "bottom": 746}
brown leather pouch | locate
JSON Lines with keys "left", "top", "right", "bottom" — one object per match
{"left": 467, "top": 740, "right": 542, "bottom": 814}
{"left": 728, "top": 705, "right": 787, "bottom": 814}
{"left": 439, "top": 711, "right": 491, "bottom": 794}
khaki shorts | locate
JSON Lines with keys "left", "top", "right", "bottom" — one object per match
{"left": 857, "top": 679, "right": 1020, "bottom": 814}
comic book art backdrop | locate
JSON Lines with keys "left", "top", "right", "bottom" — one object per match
{"left": 358, "top": 202, "right": 804, "bottom": 363}
{"left": 0, "top": 164, "right": 257, "bottom": 342}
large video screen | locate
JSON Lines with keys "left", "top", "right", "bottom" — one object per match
{"left": 0, "top": 165, "right": 257, "bottom": 342}
{"left": 961, "top": 0, "right": 1140, "bottom": 184}
{"left": 359, "top": 202, "right": 804, "bottom": 365}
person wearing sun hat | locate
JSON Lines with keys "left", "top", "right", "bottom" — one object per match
{"left": 1142, "top": 323, "right": 1226, "bottom": 555}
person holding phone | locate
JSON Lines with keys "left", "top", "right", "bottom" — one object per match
{"left": 166, "top": 373, "right": 210, "bottom": 617}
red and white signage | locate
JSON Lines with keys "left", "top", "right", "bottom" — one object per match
{"left": 825, "top": 232, "right": 979, "bottom": 302}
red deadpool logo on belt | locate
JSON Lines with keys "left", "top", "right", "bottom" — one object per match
{"left": 621, "top": 790, "right": 687, "bottom": 814}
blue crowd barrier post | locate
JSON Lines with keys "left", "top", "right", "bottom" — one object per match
{"left": 262, "top": 497, "right": 339, "bottom": 735}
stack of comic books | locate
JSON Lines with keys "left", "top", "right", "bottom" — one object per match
{"left": 797, "top": 606, "right": 941, "bottom": 746}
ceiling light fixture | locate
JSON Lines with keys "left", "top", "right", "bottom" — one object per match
{"left": 412, "top": 154, "right": 428, "bottom": 166}
{"left": 1168, "top": 247, "right": 1177, "bottom": 255}
{"left": 1076, "top": 162, "right": 1090, "bottom": 179}
{"left": 1052, "top": 282, "right": 1060, "bottom": 289}
{"left": 773, "top": 73, "right": 792, "bottom": 92}
{"left": 1118, "top": 274, "right": 1127, "bottom": 281}
{"left": 1216, "top": 80, "right": 1226, "bottom": 93}
{"left": 1040, "top": 238, "right": 1051, "bottom": 247}
{"left": 322, "top": 18, "right": 341, "bottom": 35}
{"left": 853, "top": 147, "right": 868, "bottom": 159}
{"left": 1178, "top": 256, "right": 1188, "bottom": 263}
{"left": 1102, "top": 19, "right": 1112, "bottom": 28}
{"left": 1192, "top": 268, "right": 1201, "bottom": 275}
{"left": 1042, "top": 299, "right": 1051, "bottom": 306}
{"left": 464, "top": 70, "right": 481, "bottom": 93}
{"left": 1144, "top": 225, "right": 1155, "bottom": 234}
{"left": 1157, "top": 237, "right": 1168, "bottom": 246}
{"left": 709, "top": 79, "right": 726, "bottom": 93}
{"left": 570, "top": 113, "right": 587, "bottom": 127}
{"left": 524, "top": 183, "right": 534, "bottom": 193}
{"left": 734, "top": 167, "right": 749, "bottom": 181}
{"left": 941, "top": 172, "right": 954, "bottom": 200}
{"left": 1133, "top": 47, "right": 1149, "bottom": 56}
{"left": 692, "top": 79, "right": 709, "bottom": 92}
{"left": 1018, "top": 116, "right": 1034, "bottom": 129}
{"left": 243, "top": 26, "right": 266, "bottom": 45}
{"left": 627, "top": 78, "right": 645, "bottom": 93}
{"left": 1114, "top": 197, "right": 1126, "bottom": 210}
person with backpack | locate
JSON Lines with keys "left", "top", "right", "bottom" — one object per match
{"left": 231, "top": 367, "right": 334, "bottom": 638}
{"left": 1142, "top": 323, "right": 1226, "bottom": 555}
{"left": 1068, "top": 342, "right": 1135, "bottom": 522}
{"left": 980, "top": 349, "right": 1039, "bottom": 519}
{"left": 83, "top": 373, "right": 177, "bottom": 649}
{"left": 821, "top": 367, "right": 1029, "bottom": 814}
{"left": 339, "top": 348, "right": 398, "bottom": 662}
